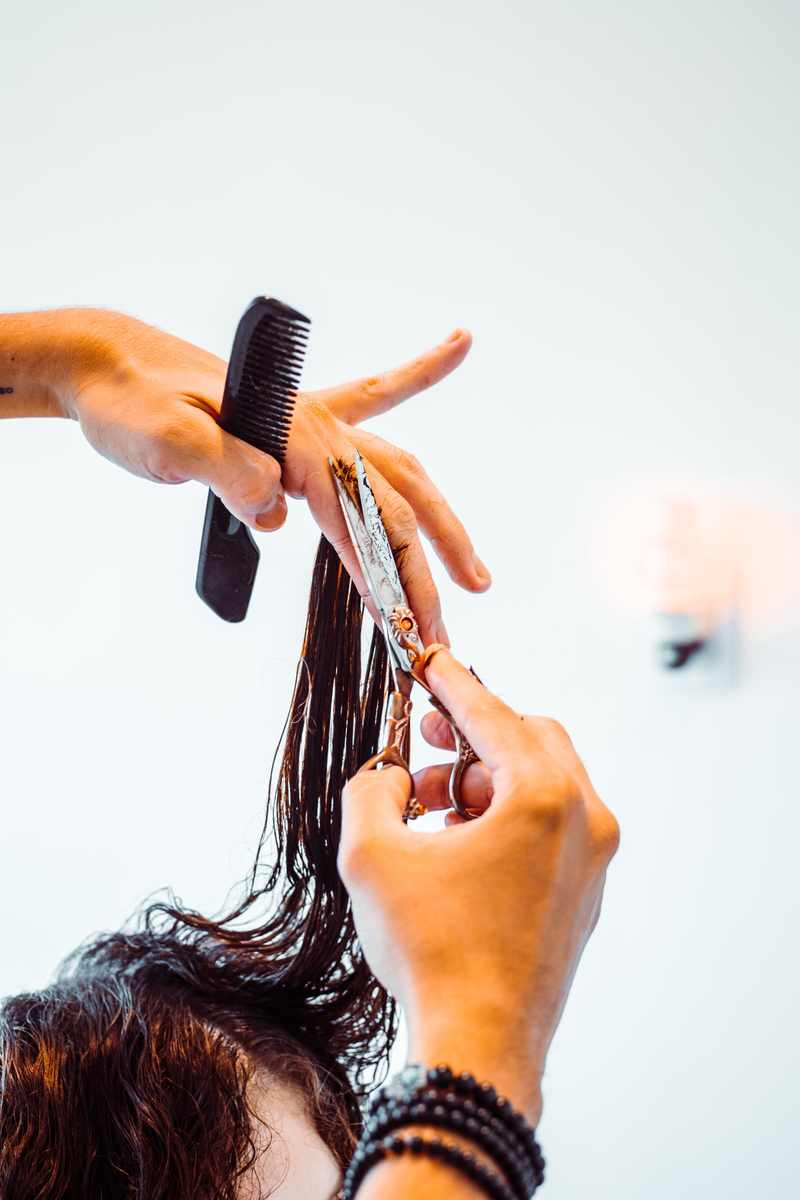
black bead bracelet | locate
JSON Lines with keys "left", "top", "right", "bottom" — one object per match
{"left": 342, "top": 1132, "right": 520, "bottom": 1200}
{"left": 345, "top": 1063, "right": 545, "bottom": 1199}
{"left": 362, "top": 1095, "right": 534, "bottom": 1198}
{"left": 365, "top": 1064, "right": 545, "bottom": 1189}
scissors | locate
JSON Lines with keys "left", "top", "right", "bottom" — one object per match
{"left": 329, "top": 450, "right": 480, "bottom": 821}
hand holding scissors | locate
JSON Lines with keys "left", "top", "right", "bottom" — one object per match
{"left": 330, "top": 450, "right": 481, "bottom": 821}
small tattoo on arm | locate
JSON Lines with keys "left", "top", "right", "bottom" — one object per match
{"left": 0, "top": 386, "right": 13, "bottom": 395}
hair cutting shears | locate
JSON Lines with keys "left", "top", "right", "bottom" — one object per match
{"left": 329, "top": 451, "right": 480, "bottom": 821}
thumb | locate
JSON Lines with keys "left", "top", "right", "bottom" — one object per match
{"left": 339, "top": 766, "right": 410, "bottom": 880}
{"left": 186, "top": 412, "right": 287, "bottom": 530}
{"left": 423, "top": 647, "right": 527, "bottom": 769}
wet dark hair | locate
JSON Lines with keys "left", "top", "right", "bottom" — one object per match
{"left": 0, "top": 537, "right": 394, "bottom": 1199}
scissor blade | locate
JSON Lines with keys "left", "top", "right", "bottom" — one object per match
{"left": 353, "top": 450, "right": 404, "bottom": 598}
{"left": 329, "top": 455, "right": 423, "bottom": 672}
{"left": 328, "top": 459, "right": 379, "bottom": 599}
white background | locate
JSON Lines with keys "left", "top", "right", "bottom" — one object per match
{"left": 1, "top": 2, "right": 799, "bottom": 1196}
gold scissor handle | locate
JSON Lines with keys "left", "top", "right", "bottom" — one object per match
{"left": 357, "top": 690, "right": 481, "bottom": 822}
{"left": 357, "top": 650, "right": 483, "bottom": 823}
{"left": 426, "top": 693, "right": 480, "bottom": 820}
{"left": 357, "top": 690, "right": 426, "bottom": 822}
{"left": 409, "top": 644, "right": 483, "bottom": 821}
{"left": 358, "top": 690, "right": 412, "bottom": 776}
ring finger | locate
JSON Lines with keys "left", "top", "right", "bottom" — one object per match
{"left": 413, "top": 760, "right": 493, "bottom": 814}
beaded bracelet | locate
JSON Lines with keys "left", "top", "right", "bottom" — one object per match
{"left": 341, "top": 1132, "right": 520, "bottom": 1200}
{"left": 347, "top": 1064, "right": 545, "bottom": 1199}
{"left": 363, "top": 1096, "right": 533, "bottom": 1198}
{"left": 427, "top": 1065, "right": 544, "bottom": 1174}
{"left": 367, "top": 1086, "right": 535, "bottom": 1168}
{"left": 365, "top": 1064, "right": 545, "bottom": 1188}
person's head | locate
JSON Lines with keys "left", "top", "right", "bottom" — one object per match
{"left": 0, "top": 927, "right": 353, "bottom": 1198}
{"left": 0, "top": 538, "right": 396, "bottom": 1197}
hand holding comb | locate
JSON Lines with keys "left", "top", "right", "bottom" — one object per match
{"left": 196, "top": 297, "right": 310, "bottom": 622}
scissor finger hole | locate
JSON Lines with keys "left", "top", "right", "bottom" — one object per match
{"left": 412, "top": 760, "right": 492, "bottom": 814}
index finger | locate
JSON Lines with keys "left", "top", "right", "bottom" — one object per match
{"left": 423, "top": 648, "right": 530, "bottom": 770}
{"left": 312, "top": 329, "right": 471, "bottom": 425}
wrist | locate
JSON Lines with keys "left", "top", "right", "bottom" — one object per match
{"left": 0, "top": 309, "right": 125, "bottom": 419}
{"left": 405, "top": 997, "right": 544, "bottom": 1126}
{"left": 352, "top": 1062, "right": 547, "bottom": 1199}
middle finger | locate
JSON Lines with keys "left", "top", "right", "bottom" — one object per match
{"left": 413, "top": 760, "right": 493, "bottom": 814}
{"left": 347, "top": 425, "right": 491, "bottom": 593}
{"left": 420, "top": 708, "right": 456, "bottom": 751}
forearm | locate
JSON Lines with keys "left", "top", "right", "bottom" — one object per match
{"left": 406, "top": 999, "right": 544, "bottom": 1125}
{"left": 0, "top": 309, "right": 118, "bottom": 419}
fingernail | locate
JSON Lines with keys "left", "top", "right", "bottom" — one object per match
{"left": 474, "top": 557, "right": 492, "bottom": 586}
{"left": 446, "top": 328, "right": 464, "bottom": 343}
{"left": 255, "top": 495, "right": 287, "bottom": 530}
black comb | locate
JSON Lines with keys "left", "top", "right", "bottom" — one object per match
{"left": 195, "top": 296, "right": 310, "bottom": 622}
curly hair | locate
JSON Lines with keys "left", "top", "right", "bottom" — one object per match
{"left": 0, "top": 929, "right": 351, "bottom": 1199}
{"left": 0, "top": 538, "right": 394, "bottom": 1198}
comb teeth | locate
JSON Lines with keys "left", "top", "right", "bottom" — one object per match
{"left": 225, "top": 300, "right": 310, "bottom": 463}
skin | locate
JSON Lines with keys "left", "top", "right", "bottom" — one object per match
{"left": 0, "top": 309, "right": 491, "bottom": 643}
{"left": 242, "top": 1076, "right": 342, "bottom": 1200}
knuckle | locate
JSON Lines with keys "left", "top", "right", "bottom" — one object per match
{"left": 409, "top": 356, "right": 434, "bottom": 387}
{"left": 335, "top": 840, "right": 356, "bottom": 884}
{"left": 381, "top": 491, "right": 417, "bottom": 535}
{"left": 299, "top": 395, "right": 330, "bottom": 421}
{"left": 553, "top": 765, "right": 582, "bottom": 808}
{"left": 297, "top": 394, "right": 337, "bottom": 437}
{"left": 342, "top": 774, "right": 366, "bottom": 803}
{"left": 255, "top": 453, "right": 282, "bottom": 487}
{"left": 510, "top": 762, "right": 582, "bottom": 830}
{"left": 361, "top": 375, "right": 386, "bottom": 399}
{"left": 393, "top": 446, "right": 425, "bottom": 479}
{"left": 140, "top": 416, "right": 189, "bottom": 481}
{"left": 595, "top": 806, "right": 621, "bottom": 858}
{"left": 238, "top": 473, "right": 277, "bottom": 515}
{"left": 336, "top": 828, "right": 379, "bottom": 885}
{"left": 538, "top": 783, "right": 582, "bottom": 829}
{"left": 531, "top": 715, "right": 572, "bottom": 746}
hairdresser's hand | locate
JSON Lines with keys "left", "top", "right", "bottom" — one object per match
{"left": 2, "top": 309, "right": 486, "bottom": 645}
{"left": 282, "top": 331, "right": 488, "bottom": 644}
{"left": 338, "top": 649, "right": 620, "bottom": 1122}
{"left": 5, "top": 308, "right": 293, "bottom": 528}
